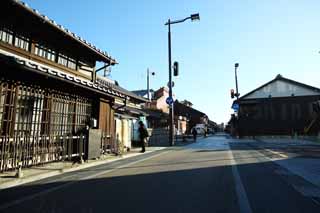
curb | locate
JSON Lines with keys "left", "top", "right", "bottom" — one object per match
{"left": 0, "top": 147, "right": 167, "bottom": 190}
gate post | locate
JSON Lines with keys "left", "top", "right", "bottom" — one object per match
{"left": 79, "top": 134, "right": 84, "bottom": 164}
{"left": 15, "top": 163, "right": 23, "bottom": 178}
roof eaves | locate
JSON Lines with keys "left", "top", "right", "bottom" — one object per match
{"left": 279, "top": 76, "right": 320, "bottom": 93}
{"left": 114, "top": 85, "right": 148, "bottom": 103}
{"left": 13, "top": 0, "right": 117, "bottom": 64}
{"left": 0, "top": 52, "right": 132, "bottom": 100}
{"left": 239, "top": 75, "right": 320, "bottom": 100}
{"left": 175, "top": 101, "right": 206, "bottom": 117}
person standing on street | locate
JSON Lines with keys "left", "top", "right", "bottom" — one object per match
{"left": 192, "top": 127, "right": 198, "bottom": 142}
{"left": 138, "top": 121, "right": 148, "bottom": 153}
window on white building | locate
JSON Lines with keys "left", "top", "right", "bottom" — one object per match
{"left": 35, "top": 44, "right": 56, "bottom": 62}
{"left": 58, "top": 53, "right": 77, "bottom": 70}
{"left": 0, "top": 29, "right": 13, "bottom": 45}
{"left": 14, "top": 35, "right": 29, "bottom": 51}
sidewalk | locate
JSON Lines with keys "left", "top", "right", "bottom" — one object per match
{"left": 252, "top": 138, "right": 320, "bottom": 189}
{"left": 256, "top": 137, "right": 320, "bottom": 145}
{"left": 0, "top": 146, "right": 166, "bottom": 190}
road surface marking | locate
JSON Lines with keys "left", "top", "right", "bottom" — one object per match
{"left": 265, "top": 149, "right": 288, "bottom": 158}
{"left": 0, "top": 150, "right": 171, "bottom": 211}
{"left": 311, "top": 197, "right": 320, "bottom": 206}
{"left": 228, "top": 145, "right": 253, "bottom": 213}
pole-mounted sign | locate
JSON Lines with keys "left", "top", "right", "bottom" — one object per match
{"left": 166, "top": 96, "right": 174, "bottom": 105}
{"left": 231, "top": 103, "right": 239, "bottom": 112}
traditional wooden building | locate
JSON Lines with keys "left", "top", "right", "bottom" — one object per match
{"left": 113, "top": 96, "right": 148, "bottom": 152}
{"left": 233, "top": 74, "right": 320, "bottom": 137}
{"left": 0, "top": 0, "right": 146, "bottom": 171}
{"left": 131, "top": 88, "right": 170, "bottom": 146}
{"left": 174, "top": 100, "right": 209, "bottom": 134}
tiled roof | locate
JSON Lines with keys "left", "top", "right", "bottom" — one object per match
{"left": 11, "top": 0, "right": 117, "bottom": 64}
{"left": 174, "top": 101, "right": 207, "bottom": 118}
{"left": 0, "top": 51, "right": 146, "bottom": 102}
{"left": 131, "top": 89, "right": 154, "bottom": 97}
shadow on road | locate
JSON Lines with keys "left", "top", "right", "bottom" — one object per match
{"left": 1, "top": 146, "right": 320, "bottom": 213}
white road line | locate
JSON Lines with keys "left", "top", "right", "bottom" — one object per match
{"left": 311, "top": 197, "right": 320, "bottom": 206}
{"left": 0, "top": 150, "right": 171, "bottom": 211}
{"left": 228, "top": 144, "right": 253, "bottom": 213}
{"left": 264, "top": 149, "right": 288, "bottom": 158}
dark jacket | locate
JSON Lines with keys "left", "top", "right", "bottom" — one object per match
{"left": 192, "top": 128, "right": 198, "bottom": 136}
{"left": 138, "top": 126, "right": 149, "bottom": 140}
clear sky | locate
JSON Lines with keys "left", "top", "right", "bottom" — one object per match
{"left": 23, "top": 0, "right": 320, "bottom": 124}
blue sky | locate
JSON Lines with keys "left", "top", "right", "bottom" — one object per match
{"left": 24, "top": 0, "right": 320, "bottom": 124}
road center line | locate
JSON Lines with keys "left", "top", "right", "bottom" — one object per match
{"left": 228, "top": 144, "right": 253, "bottom": 213}
{"left": 0, "top": 150, "right": 171, "bottom": 211}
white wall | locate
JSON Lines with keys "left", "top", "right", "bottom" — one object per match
{"left": 244, "top": 80, "right": 320, "bottom": 99}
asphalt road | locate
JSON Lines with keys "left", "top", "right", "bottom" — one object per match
{"left": 1, "top": 136, "right": 320, "bottom": 213}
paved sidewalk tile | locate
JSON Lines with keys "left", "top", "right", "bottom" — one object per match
{"left": 258, "top": 138, "right": 320, "bottom": 145}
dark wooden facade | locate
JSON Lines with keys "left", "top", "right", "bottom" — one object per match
{"left": 233, "top": 75, "right": 320, "bottom": 137}
{"left": 98, "top": 99, "right": 116, "bottom": 152}
{"left": 238, "top": 96, "right": 320, "bottom": 136}
{"left": 0, "top": 54, "right": 94, "bottom": 171}
{"left": 0, "top": 1, "right": 146, "bottom": 171}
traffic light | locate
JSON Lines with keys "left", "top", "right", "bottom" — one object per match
{"left": 231, "top": 89, "right": 235, "bottom": 99}
{"left": 173, "top": 61, "right": 179, "bottom": 76}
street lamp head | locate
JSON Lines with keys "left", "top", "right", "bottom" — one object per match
{"left": 190, "top": 13, "right": 200, "bottom": 22}
{"left": 235, "top": 63, "right": 239, "bottom": 68}
{"left": 151, "top": 72, "right": 155, "bottom": 76}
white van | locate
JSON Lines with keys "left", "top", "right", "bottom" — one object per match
{"left": 191, "top": 124, "right": 206, "bottom": 135}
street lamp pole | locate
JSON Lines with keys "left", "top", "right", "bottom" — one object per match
{"left": 165, "top": 13, "right": 200, "bottom": 146}
{"left": 147, "top": 68, "right": 155, "bottom": 101}
{"left": 235, "top": 63, "right": 239, "bottom": 99}
{"left": 167, "top": 20, "right": 174, "bottom": 146}
{"left": 147, "top": 68, "right": 150, "bottom": 101}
